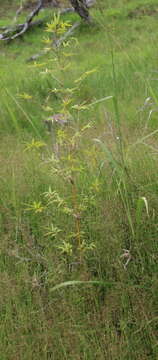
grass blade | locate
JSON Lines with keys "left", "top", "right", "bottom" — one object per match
{"left": 50, "top": 280, "right": 114, "bottom": 292}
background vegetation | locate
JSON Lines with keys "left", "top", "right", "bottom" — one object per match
{"left": 0, "top": 0, "right": 158, "bottom": 358}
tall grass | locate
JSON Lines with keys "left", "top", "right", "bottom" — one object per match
{"left": 0, "top": 2, "right": 158, "bottom": 359}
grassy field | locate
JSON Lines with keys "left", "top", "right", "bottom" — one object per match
{"left": 0, "top": 0, "right": 158, "bottom": 359}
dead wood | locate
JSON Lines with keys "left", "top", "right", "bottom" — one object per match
{"left": 0, "top": 0, "right": 44, "bottom": 41}
{"left": 0, "top": 0, "right": 95, "bottom": 42}
{"left": 26, "top": 20, "right": 80, "bottom": 61}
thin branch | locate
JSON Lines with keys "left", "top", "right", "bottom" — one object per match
{"left": 60, "top": 7, "right": 75, "bottom": 15}
{"left": 26, "top": 0, "right": 44, "bottom": 25}
{"left": 53, "top": 21, "right": 81, "bottom": 48}
{"left": 0, "top": 0, "right": 44, "bottom": 41}
{"left": 59, "top": 0, "right": 95, "bottom": 14}
{"left": 27, "top": 20, "right": 80, "bottom": 62}
{"left": 0, "top": 18, "right": 47, "bottom": 41}
{"left": 0, "top": 0, "right": 95, "bottom": 41}
{"left": 26, "top": 48, "right": 49, "bottom": 62}
{"left": 13, "top": 1, "right": 24, "bottom": 24}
